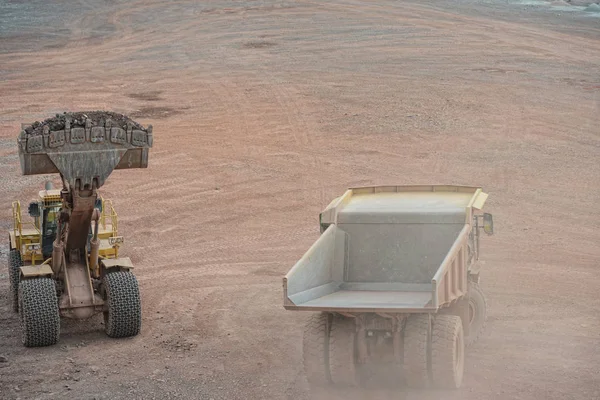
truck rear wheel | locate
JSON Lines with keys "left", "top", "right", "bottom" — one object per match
{"left": 103, "top": 271, "right": 141, "bottom": 338}
{"left": 466, "top": 282, "right": 487, "bottom": 347}
{"left": 19, "top": 277, "right": 60, "bottom": 347}
{"left": 303, "top": 313, "right": 331, "bottom": 387}
{"left": 9, "top": 249, "right": 22, "bottom": 313}
{"left": 403, "top": 314, "right": 430, "bottom": 388}
{"left": 329, "top": 315, "right": 357, "bottom": 386}
{"left": 431, "top": 315, "right": 464, "bottom": 389}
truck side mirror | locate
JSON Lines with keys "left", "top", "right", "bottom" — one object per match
{"left": 28, "top": 202, "right": 40, "bottom": 218}
{"left": 483, "top": 213, "right": 494, "bottom": 235}
{"left": 319, "top": 213, "right": 328, "bottom": 234}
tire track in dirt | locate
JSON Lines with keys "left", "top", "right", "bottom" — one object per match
{"left": 264, "top": 79, "right": 329, "bottom": 206}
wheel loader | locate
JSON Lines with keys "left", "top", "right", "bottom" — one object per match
{"left": 283, "top": 185, "right": 494, "bottom": 389}
{"left": 7, "top": 112, "right": 152, "bottom": 347}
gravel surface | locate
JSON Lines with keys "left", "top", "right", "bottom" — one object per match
{"left": 0, "top": 1, "right": 599, "bottom": 400}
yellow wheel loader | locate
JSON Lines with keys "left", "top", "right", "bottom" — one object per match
{"left": 7, "top": 112, "right": 152, "bottom": 347}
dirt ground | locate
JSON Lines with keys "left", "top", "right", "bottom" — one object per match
{"left": 0, "top": 0, "right": 599, "bottom": 399}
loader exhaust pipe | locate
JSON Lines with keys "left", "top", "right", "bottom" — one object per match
{"left": 52, "top": 242, "right": 63, "bottom": 275}
{"left": 51, "top": 213, "right": 65, "bottom": 274}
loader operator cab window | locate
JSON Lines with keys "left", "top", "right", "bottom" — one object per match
{"left": 43, "top": 207, "right": 60, "bottom": 236}
{"left": 41, "top": 206, "right": 60, "bottom": 259}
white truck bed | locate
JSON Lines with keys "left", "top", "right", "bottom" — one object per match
{"left": 283, "top": 185, "right": 488, "bottom": 313}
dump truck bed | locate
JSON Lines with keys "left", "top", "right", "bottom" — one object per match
{"left": 283, "top": 185, "right": 488, "bottom": 313}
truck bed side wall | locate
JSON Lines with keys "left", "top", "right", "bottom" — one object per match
{"left": 284, "top": 225, "right": 346, "bottom": 306}
{"left": 432, "top": 224, "right": 470, "bottom": 308}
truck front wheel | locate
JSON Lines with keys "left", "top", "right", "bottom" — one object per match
{"left": 466, "top": 282, "right": 487, "bottom": 347}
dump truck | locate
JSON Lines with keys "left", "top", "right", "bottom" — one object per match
{"left": 283, "top": 185, "right": 494, "bottom": 389}
{"left": 7, "top": 112, "right": 152, "bottom": 347}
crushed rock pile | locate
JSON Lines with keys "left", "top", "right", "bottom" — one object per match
{"left": 25, "top": 111, "right": 146, "bottom": 135}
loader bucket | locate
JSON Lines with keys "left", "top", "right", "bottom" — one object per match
{"left": 17, "top": 112, "right": 153, "bottom": 189}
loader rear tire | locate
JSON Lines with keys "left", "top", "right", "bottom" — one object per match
{"left": 466, "top": 282, "right": 487, "bottom": 347}
{"left": 103, "top": 271, "right": 141, "bottom": 338}
{"left": 431, "top": 315, "right": 464, "bottom": 389}
{"left": 329, "top": 315, "right": 357, "bottom": 386}
{"left": 403, "top": 314, "right": 430, "bottom": 389}
{"left": 303, "top": 313, "right": 331, "bottom": 387}
{"left": 19, "top": 278, "right": 60, "bottom": 347}
{"left": 9, "top": 249, "right": 22, "bottom": 313}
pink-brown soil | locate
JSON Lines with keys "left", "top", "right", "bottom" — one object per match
{"left": 0, "top": 1, "right": 599, "bottom": 399}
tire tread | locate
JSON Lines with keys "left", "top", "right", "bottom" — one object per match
{"left": 303, "top": 313, "right": 331, "bottom": 386}
{"left": 431, "top": 314, "right": 464, "bottom": 389}
{"left": 19, "top": 277, "right": 60, "bottom": 347}
{"left": 8, "top": 250, "right": 22, "bottom": 313}
{"left": 403, "top": 314, "right": 430, "bottom": 388}
{"left": 329, "top": 315, "right": 357, "bottom": 386}
{"left": 103, "top": 271, "right": 141, "bottom": 338}
{"left": 466, "top": 282, "right": 487, "bottom": 347}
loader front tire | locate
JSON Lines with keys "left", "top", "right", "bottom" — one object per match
{"left": 431, "top": 315, "right": 464, "bottom": 389}
{"left": 303, "top": 313, "right": 331, "bottom": 387}
{"left": 9, "top": 249, "right": 22, "bottom": 313}
{"left": 19, "top": 277, "right": 60, "bottom": 347}
{"left": 103, "top": 271, "right": 141, "bottom": 338}
{"left": 403, "top": 314, "right": 430, "bottom": 389}
{"left": 466, "top": 282, "right": 487, "bottom": 347}
{"left": 328, "top": 315, "right": 357, "bottom": 386}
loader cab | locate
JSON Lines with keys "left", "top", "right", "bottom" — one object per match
{"left": 31, "top": 189, "right": 63, "bottom": 258}
{"left": 41, "top": 206, "right": 60, "bottom": 258}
